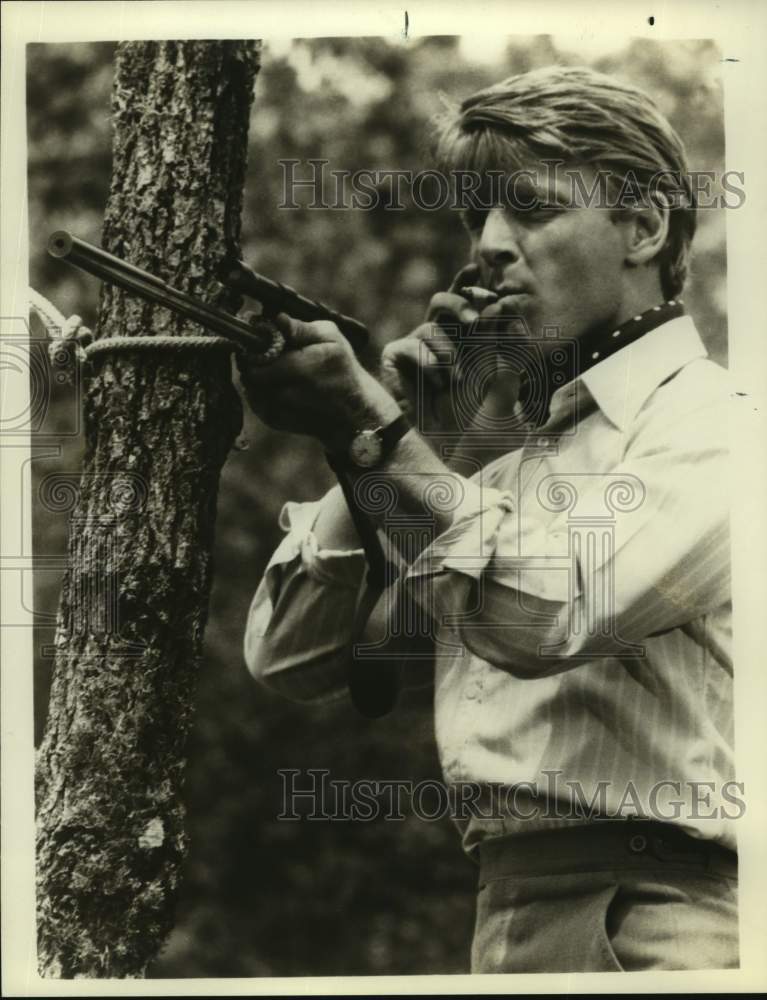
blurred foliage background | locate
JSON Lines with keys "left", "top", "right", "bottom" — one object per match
{"left": 27, "top": 34, "right": 727, "bottom": 977}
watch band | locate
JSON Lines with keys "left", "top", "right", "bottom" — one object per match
{"left": 376, "top": 412, "right": 412, "bottom": 462}
{"left": 324, "top": 452, "right": 402, "bottom": 718}
{"left": 325, "top": 412, "right": 412, "bottom": 718}
{"left": 325, "top": 450, "right": 394, "bottom": 590}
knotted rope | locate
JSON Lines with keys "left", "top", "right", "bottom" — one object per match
{"left": 28, "top": 287, "right": 284, "bottom": 378}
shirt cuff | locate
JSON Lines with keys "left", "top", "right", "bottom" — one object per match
{"left": 272, "top": 499, "right": 366, "bottom": 593}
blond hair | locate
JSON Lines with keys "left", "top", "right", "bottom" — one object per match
{"left": 433, "top": 65, "right": 696, "bottom": 298}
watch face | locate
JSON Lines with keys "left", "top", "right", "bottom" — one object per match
{"left": 349, "top": 429, "right": 383, "bottom": 468}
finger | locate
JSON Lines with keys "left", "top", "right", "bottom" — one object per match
{"left": 274, "top": 313, "right": 345, "bottom": 349}
{"left": 404, "top": 322, "right": 461, "bottom": 352}
{"left": 406, "top": 322, "right": 461, "bottom": 372}
{"left": 479, "top": 294, "right": 529, "bottom": 320}
{"left": 426, "top": 292, "right": 479, "bottom": 327}
{"left": 258, "top": 399, "right": 290, "bottom": 432}
{"left": 251, "top": 387, "right": 308, "bottom": 432}
{"left": 238, "top": 379, "right": 285, "bottom": 424}
{"left": 449, "top": 262, "right": 481, "bottom": 293}
{"left": 237, "top": 350, "right": 291, "bottom": 386}
{"left": 382, "top": 336, "right": 444, "bottom": 390}
{"left": 240, "top": 320, "right": 346, "bottom": 386}
{"left": 478, "top": 295, "right": 530, "bottom": 329}
{"left": 237, "top": 347, "right": 308, "bottom": 389}
{"left": 385, "top": 322, "right": 458, "bottom": 359}
{"left": 236, "top": 349, "right": 272, "bottom": 385}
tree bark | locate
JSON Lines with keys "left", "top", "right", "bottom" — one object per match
{"left": 35, "top": 40, "right": 261, "bottom": 978}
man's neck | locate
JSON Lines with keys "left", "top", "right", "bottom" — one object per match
{"left": 610, "top": 276, "right": 668, "bottom": 332}
{"left": 518, "top": 296, "right": 685, "bottom": 429}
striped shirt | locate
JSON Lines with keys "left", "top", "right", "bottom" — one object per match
{"left": 244, "top": 315, "right": 736, "bottom": 854}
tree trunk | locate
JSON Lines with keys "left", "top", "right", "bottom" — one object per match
{"left": 35, "top": 40, "right": 261, "bottom": 978}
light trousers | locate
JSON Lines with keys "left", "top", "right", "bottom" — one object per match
{"left": 471, "top": 863, "right": 739, "bottom": 973}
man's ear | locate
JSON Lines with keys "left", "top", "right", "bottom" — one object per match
{"left": 621, "top": 200, "right": 670, "bottom": 268}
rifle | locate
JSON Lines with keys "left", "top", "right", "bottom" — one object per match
{"left": 47, "top": 231, "right": 422, "bottom": 718}
{"left": 47, "top": 231, "right": 369, "bottom": 356}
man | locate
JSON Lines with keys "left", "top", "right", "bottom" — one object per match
{"left": 240, "top": 66, "right": 737, "bottom": 972}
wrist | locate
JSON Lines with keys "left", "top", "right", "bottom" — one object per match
{"left": 321, "top": 373, "right": 402, "bottom": 454}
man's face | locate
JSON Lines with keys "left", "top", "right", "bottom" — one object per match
{"left": 465, "top": 162, "right": 629, "bottom": 350}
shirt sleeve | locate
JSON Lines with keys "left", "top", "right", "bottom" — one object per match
{"left": 244, "top": 498, "right": 368, "bottom": 703}
{"left": 405, "top": 390, "right": 731, "bottom": 678}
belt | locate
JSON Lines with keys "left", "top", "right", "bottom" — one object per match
{"left": 478, "top": 820, "right": 738, "bottom": 884}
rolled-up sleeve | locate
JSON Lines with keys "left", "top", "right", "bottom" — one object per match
{"left": 406, "top": 397, "right": 731, "bottom": 678}
{"left": 244, "top": 499, "right": 368, "bottom": 703}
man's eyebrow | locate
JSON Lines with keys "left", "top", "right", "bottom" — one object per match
{"left": 507, "top": 176, "right": 571, "bottom": 207}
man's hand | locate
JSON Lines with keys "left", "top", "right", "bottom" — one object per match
{"left": 240, "top": 304, "right": 481, "bottom": 546}
{"left": 379, "top": 263, "right": 502, "bottom": 440}
{"left": 238, "top": 313, "right": 401, "bottom": 452}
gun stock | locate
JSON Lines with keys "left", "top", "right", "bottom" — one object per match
{"left": 219, "top": 259, "right": 369, "bottom": 351}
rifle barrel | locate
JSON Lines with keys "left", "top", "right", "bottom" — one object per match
{"left": 48, "top": 231, "right": 370, "bottom": 355}
{"left": 48, "top": 232, "right": 276, "bottom": 354}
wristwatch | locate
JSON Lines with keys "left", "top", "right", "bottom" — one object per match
{"left": 329, "top": 413, "right": 411, "bottom": 470}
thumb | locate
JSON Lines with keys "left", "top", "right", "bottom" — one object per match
{"left": 274, "top": 313, "right": 344, "bottom": 350}
{"left": 449, "top": 262, "right": 481, "bottom": 293}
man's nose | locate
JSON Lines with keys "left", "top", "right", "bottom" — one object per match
{"left": 477, "top": 207, "right": 520, "bottom": 270}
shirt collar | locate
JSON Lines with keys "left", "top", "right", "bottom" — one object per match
{"left": 545, "top": 314, "right": 708, "bottom": 432}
